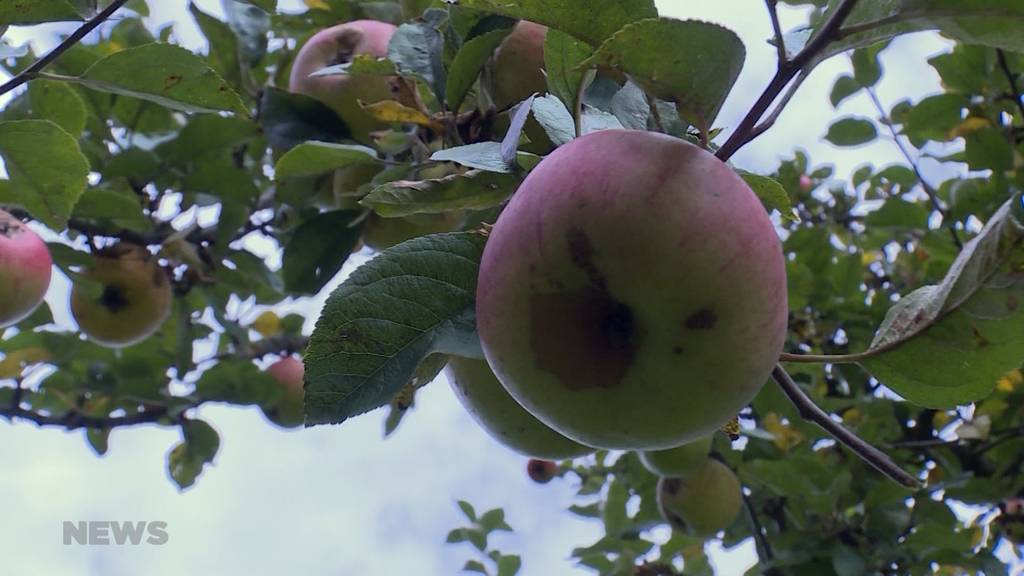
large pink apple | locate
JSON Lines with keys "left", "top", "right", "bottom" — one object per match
{"left": 476, "top": 129, "right": 788, "bottom": 450}
{"left": 289, "top": 19, "right": 399, "bottom": 143}
{"left": 0, "top": 210, "right": 52, "bottom": 327}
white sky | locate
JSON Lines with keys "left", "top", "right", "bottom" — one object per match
{"left": 0, "top": 1, "right": 966, "bottom": 574}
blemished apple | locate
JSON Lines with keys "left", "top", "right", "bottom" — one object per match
{"left": 639, "top": 435, "right": 714, "bottom": 477}
{"left": 261, "top": 356, "right": 305, "bottom": 429}
{"left": 289, "top": 20, "right": 399, "bottom": 143}
{"left": 0, "top": 210, "right": 52, "bottom": 327}
{"left": 526, "top": 459, "right": 559, "bottom": 484}
{"left": 476, "top": 129, "right": 788, "bottom": 450}
{"left": 657, "top": 459, "right": 742, "bottom": 536}
{"left": 491, "top": 21, "right": 548, "bottom": 111}
{"left": 446, "top": 356, "right": 594, "bottom": 460}
{"left": 70, "top": 243, "right": 172, "bottom": 348}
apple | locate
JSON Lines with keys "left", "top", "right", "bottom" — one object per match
{"left": 260, "top": 356, "right": 305, "bottom": 429}
{"left": 491, "top": 21, "right": 548, "bottom": 111}
{"left": 798, "top": 174, "right": 814, "bottom": 192}
{"left": 289, "top": 20, "right": 399, "bottom": 143}
{"left": 362, "top": 211, "right": 465, "bottom": 252}
{"left": 639, "top": 435, "right": 714, "bottom": 477}
{"left": 527, "top": 459, "right": 559, "bottom": 484}
{"left": 0, "top": 210, "right": 52, "bottom": 327}
{"left": 476, "top": 129, "right": 788, "bottom": 450}
{"left": 70, "top": 243, "right": 172, "bottom": 348}
{"left": 446, "top": 356, "right": 594, "bottom": 460}
{"left": 657, "top": 459, "right": 741, "bottom": 536}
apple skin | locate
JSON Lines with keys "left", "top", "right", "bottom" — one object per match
{"left": 261, "top": 356, "right": 305, "bottom": 429}
{"left": 0, "top": 211, "right": 52, "bottom": 327}
{"left": 639, "top": 435, "right": 713, "bottom": 478}
{"left": 491, "top": 21, "right": 548, "bottom": 111}
{"left": 70, "top": 243, "right": 172, "bottom": 348}
{"left": 289, "top": 20, "right": 398, "bottom": 143}
{"left": 362, "top": 211, "right": 465, "bottom": 252}
{"left": 527, "top": 459, "right": 559, "bottom": 484}
{"left": 656, "top": 459, "right": 741, "bottom": 536}
{"left": 476, "top": 129, "right": 788, "bottom": 450}
{"left": 446, "top": 356, "right": 594, "bottom": 460}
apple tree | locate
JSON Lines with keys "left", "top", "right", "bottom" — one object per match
{"left": 1, "top": 0, "right": 1023, "bottom": 574}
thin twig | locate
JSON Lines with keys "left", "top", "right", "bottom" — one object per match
{"left": 747, "top": 71, "right": 810, "bottom": 143}
{"left": 865, "top": 86, "right": 963, "bottom": 249}
{"left": 0, "top": 0, "right": 130, "bottom": 97}
{"left": 765, "top": 0, "right": 788, "bottom": 64}
{"left": 779, "top": 351, "right": 864, "bottom": 364}
{"left": 772, "top": 365, "right": 920, "bottom": 488}
{"left": 0, "top": 405, "right": 171, "bottom": 431}
{"left": 717, "top": 0, "right": 862, "bottom": 161}
{"left": 996, "top": 49, "right": 1024, "bottom": 121}
{"left": 742, "top": 491, "right": 779, "bottom": 573}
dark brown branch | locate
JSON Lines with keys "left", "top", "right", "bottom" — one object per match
{"left": 0, "top": 404, "right": 171, "bottom": 431}
{"left": 746, "top": 71, "right": 810, "bottom": 143}
{"left": 865, "top": 86, "right": 963, "bottom": 249}
{"left": 742, "top": 491, "right": 780, "bottom": 574}
{"left": 996, "top": 49, "right": 1024, "bottom": 121}
{"left": 0, "top": 0, "right": 131, "bottom": 97}
{"left": 772, "top": 365, "right": 920, "bottom": 488}
{"left": 765, "top": 0, "right": 788, "bottom": 64}
{"left": 717, "top": 0, "right": 862, "bottom": 161}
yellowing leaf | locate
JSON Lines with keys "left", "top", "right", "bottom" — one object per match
{"left": 360, "top": 100, "right": 439, "bottom": 129}
{"left": 948, "top": 116, "right": 990, "bottom": 139}
{"left": 303, "top": 0, "right": 330, "bottom": 8}
{"left": 0, "top": 348, "right": 51, "bottom": 378}
{"left": 763, "top": 412, "right": 804, "bottom": 453}
{"left": 997, "top": 369, "right": 1023, "bottom": 392}
{"left": 251, "top": 311, "right": 281, "bottom": 337}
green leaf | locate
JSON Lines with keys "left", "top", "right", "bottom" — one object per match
{"left": 72, "top": 184, "right": 151, "bottom": 232}
{"left": 865, "top": 199, "right": 930, "bottom": 230}
{"left": 274, "top": 142, "right": 381, "bottom": 180}
{"left": 388, "top": 17, "right": 446, "bottom": 102}
{"left": 447, "top": 27, "right": 513, "bottom": 111}
{"left": 311, "top": 54, "right": 398, "bottom": 79}
{"left": 830, "top": 74, "right": 861, "bottom": 108}
{"left": 168, "top": 419, "right": 220, "bottom": 490}
{"left": 0, "top": 0, "right": 81, "bottom": 25}
{"left": 453, "top": 0, "right": 656, "bottom": 46}
{"left": 431, "top": 142, "right": 511, "bottom": 173}
{"left": 531, "top": 94, "right": 576, "bottom": 145}
{"left": 67, "top": 43, "right": 248, "bottom": 114}
{"left": 964, "top": 127, "right": 1014, "bottom": 172}
{"left": 189, "top": 2, "right": 242, "bottom": 92}
{"left": 602, "top": 479, "right": 630, "bottom": 537}
{"left": 479, "top": 508, "right": 513, "bottom": 533}
{"left": 904, "top": 94, "right": 968, "bottom": 144}
{"left": 259, "top": 87, "right": 352, "bottom": 151}
{"left": 281, "top": 210, "right": 365, "bottom": 295}
{"left": 85, "top": 428, "right": 110, "bottom": 456}
{"left": 825, "top": 116, "right": 878, "bottom": 146}
{"left": 304, "top": 232, "right": 486, "bottom": 426}
{"left": 28, "top": 79, "right": 87, "bottom": 136}
{"left": 0, "top": 120, "right": 89, "bottom": 229}
{"left": 817, "top": 0, "right": 1024, "bottom": 62}
{"left": 195, "top": 360, "right": 278, "bottom": 405}
{"left": 361, "top": 170, "right": 519, "bottom": 217}
{"left": 739, "top": 172, "right": 799, "bottom": 223}
{"left": 580, "top": 18, "right": 745, "bottom": 133}
{"left": 862, "top": 196, "right": 1024, "bottom": 408}
{"left": 496, "top": 555, "right": 521, "bottom": 576}
{"left": 544, "top": 29, "right": 595, "bottom": 115}
{"left": 458, "top": 500, "right": 477, "bottom": 521}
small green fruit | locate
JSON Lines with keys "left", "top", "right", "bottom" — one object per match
{"left": 261, "top": 356, "right": 305, "bottom": 429}
{"left": 656, "top": 459, "right": 742, "bottom": 536}
{"left": 71, "top": 243, "right": 172, "bottom": 348}
{"left": 446, "top": 356, "right": 594, "bottom": 460}
{"left": 639, "top": 435, "right": 713, "bottom": 477}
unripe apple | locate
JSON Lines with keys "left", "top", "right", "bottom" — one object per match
{"left": 527, "top": 458, "right": 559, "bottom": 484}
{"left": 261, "top": 356, "right": 305, "bottom": 429}
{"left": 798, "top": 174, "right": 814, "bottom": 192}
{"left": 70, "top": 243, "right": 172, "bottom": 348}
{"left": 447, "top": 356, "right": 594, "bottom": 459}
{"left": 639, "top": 435, "right": 713, "bottom": 477}
{"left": 289, "top": 20, "right": 398, "bottom": 143}
{"left": 476, "top": 130, "right": 787, "bottom": 450}
{"left": 491, "top": 21, "right": 548, "bottom": 111}
{"left": 657, "top": 459, "right": 741, "bottom": 536}
{"left": 0, "top": 210, "right": 52, "bottom": 327}
{"left": 362, "top": 211, "right": 465, "bottom": 252}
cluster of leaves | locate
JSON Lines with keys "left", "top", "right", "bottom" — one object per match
{"left": 0, "top": 0, "right": 1023, "bottom": 574}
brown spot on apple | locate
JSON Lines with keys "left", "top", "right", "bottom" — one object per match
{"left": 685, "top": 308, "right": 718, "bottom": 330}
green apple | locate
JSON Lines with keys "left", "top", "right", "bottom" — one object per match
{"left": 447, "top": 356, "right": 594, "bottom": 460}
{"left": 657, "top": 459, "right": 742, "bottom": 536}
{"left": 0, "top": 210, "right": 52, "bottom": 327}
{"left": 639, "top": 435, "right": 714, "bottom": 477}
{"left": 476, "top": 129, "right": 788, "bottom": 450}
{"left": 71, "top": 243, "right": 172, "bottom": 348}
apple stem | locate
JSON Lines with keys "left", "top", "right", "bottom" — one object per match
{"left": 716, "top": 0, "right": 862, "bottom": 161}
{"left": 0, "top": 0, "right": 132, "bottom": 98}
{"left": 772, "top": 364, "right": 921, "bottom": 488}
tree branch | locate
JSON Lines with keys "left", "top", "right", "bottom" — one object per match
{"left": 996, "top": 49, "right": 1024, "bottom": 121}
{"left": 772, "top": 365, "right": 920, "bottom": 488}
{"left": 742, "top": 491, "right": 780, "bottom": 574}
{"left": 865, "top": 86, "right": 963, "bottom": 249}
{"left": 717, "top": 0, "right": 862, "bottom": 161}
{"left": 765, "top": 0, "right": 787, "bottom": 64}
{"left": 0, "top": 0, "right": 131, "bottom": 98}
{"left": 0, "top": 404, "right": 171, "bottom": 431}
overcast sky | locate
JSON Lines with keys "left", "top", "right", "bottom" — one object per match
{"left": 0, "top": 1, "right": 965, "bottom": 574}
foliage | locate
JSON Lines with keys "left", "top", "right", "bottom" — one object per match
{"left": 1, "top": 0, "right": 1023, "bottom": 574}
